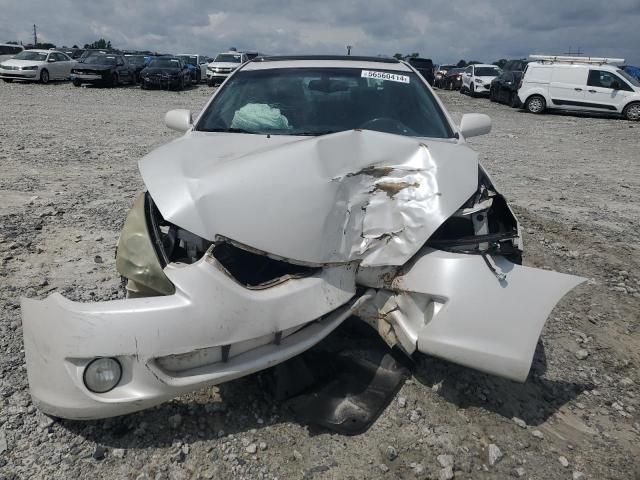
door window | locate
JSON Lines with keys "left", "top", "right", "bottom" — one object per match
{"left": 588, "top": 70, "right": 632, "bottom": 91}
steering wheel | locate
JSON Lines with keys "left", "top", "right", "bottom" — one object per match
{"left": 358, "top": 117, "right": 416, "bottom": 136}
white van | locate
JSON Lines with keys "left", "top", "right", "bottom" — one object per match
{"left": 0, "top": 43, "right": 24, "bottom": 63}
{"left": 518, "top": 55, "right": 640, "bottom": 121}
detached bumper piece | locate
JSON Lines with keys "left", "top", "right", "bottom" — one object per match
{"left": 21, "top": 256, "right": 358, "bottom": 419}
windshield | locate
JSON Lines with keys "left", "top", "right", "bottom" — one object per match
{"left": 149, "top": 58, "right": 181, "bottom": 68}
{"left": 125, "top": 55, "right": 146, "bottom": 65}
{"left": 14, "top": 51, "right": 47, "bottom": 62}
{"left": 214, "top": 53, "right": 242, "bottom": 63}
{"left": 178, "top": 55, "right": 197, "bottom": 65}
{"left": 475, "top": 67, "right": 500, "bottom": 76}
{"left": 617, "top": 69, "right": 640, "bottom": 87}
{"left": 196, "top": 67, "right": 453, "bottom": 138}
{"left": 83, "top": 55, "right": 117, "bottom": 65}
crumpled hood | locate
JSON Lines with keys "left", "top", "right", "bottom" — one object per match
{"left": 139, "top": 130, "right": 479, "bottom": 267}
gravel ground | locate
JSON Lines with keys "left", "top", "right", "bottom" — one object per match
{"left": 1, "top": 81, "right": 639, "bottom": 480}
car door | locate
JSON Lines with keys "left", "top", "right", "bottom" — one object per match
{"left": 548, "top": 65, "right": 588, "bottom": 110}
{"left": 501, "top": 72, "right": 516, "bottom": 101}
{"left": 585, "top": 69, "right": 634, "bottom": 113}
{"left": 115, "top": 57, "right": 128, "bottom": 83}
{"left": 55, "top": 53, "right": 72, "bottom": 78}
{"left": 462, "top": 66, "right": 472, "bottom": 89}
{"left": 45, "top": 53, "right": 61, "bottom": 79}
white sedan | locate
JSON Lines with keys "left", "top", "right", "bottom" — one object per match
{"left": 0, "top": 49, "right": 75, "bottom": 84}
{"left": 21, "top": 56, "right": 583, "bottom": 419}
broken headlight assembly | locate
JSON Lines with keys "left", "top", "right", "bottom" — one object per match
{"left": 426, "top": 168, "right": 522, "bottom": 265}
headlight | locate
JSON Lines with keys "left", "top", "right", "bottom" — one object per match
{"left": 475, "top": 78, "right": 483, "bottom": 84}
{"left": 83, "top": 358, "right": 122, "bottom": 393}
{"left": 21, "top": 66, "right": 38, "bottom": 71}
{"left": 116, "top": 192, "right": 175, "bottom": 297}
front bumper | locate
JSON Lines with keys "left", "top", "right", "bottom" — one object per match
{"left": 0, "top": 69, "right": 38, "bottom": 79}
{"left": 142, "top": 76, "right": 180, "bottom": 88}
{"left": 22, "top": 255, "right": 357, "bottom": 419}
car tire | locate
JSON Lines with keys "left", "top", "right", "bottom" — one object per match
{"left": 489, "top": 88, "right": 496, "bottom": 102}
{"left": 111, "top": 73, "right": 119, "bottom": 88}
{"left": 459, "top": 85, "right": 466, "bottom": 94}
{"left": 525, "top": 95, "right": 546, "bottom": 114}
{"left": 40, "top": 69, "right": 49, "bottom": 84}
{"left": 622, "top": 102, "right": 640, "bottom": 121}
{"left": 469, "top": 84, "right": 476, "bottom": 98}
{"left": 72, "top": 79, "right": 81, "bottom": 87}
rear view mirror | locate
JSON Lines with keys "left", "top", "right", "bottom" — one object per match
{"left": 165, "top": 109, "right": 193, "bottom": 132}
{"left": 459, "top": 113, "right": 492, "bottom": 138}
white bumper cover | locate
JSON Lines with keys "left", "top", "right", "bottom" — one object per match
{"left": 21, "top": 255, "right": 357, "bottom": 419}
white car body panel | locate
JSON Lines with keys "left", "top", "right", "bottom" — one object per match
{"left": 140, "top": 129, "right": 478, "bottom": 267}
{"left": 21, "top": 255, "right": 358, "bottom": 419}
{"left": 390, "top": 249, "right": 583, "bottom": 381}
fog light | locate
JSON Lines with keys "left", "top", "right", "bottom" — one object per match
{"left": 83, "top": 358, "right": 122, "bottom": 393}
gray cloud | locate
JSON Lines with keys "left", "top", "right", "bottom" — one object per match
{"left": 1, "top": 0, "right": 638, "bottom": 64}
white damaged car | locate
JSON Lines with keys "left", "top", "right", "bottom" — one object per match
{"left": 21, "top": 55, "right": 585, "bottom": 420}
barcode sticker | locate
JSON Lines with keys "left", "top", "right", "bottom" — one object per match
{"left": 361, "top": 70, "right": 410, "bottom": 83}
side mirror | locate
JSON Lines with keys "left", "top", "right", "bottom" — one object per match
{"left": 459, "top": 113, "right": 492, "bottom": 138}
{"left": 165, "top": 109, "right": 192, "bottom": 132}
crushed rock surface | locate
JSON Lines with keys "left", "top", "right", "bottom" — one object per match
{"left": 1, "top": 82, "right": 639, "bottom": 479}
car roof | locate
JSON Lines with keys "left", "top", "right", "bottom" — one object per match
{"left": 22, "top": 49, "right": 51, "bottom": 54}
{"left": 243, "top": 55, "right": 411, "bottom": 72}
{"left": 472, "top": 64, "right": 498, "bottom": 68}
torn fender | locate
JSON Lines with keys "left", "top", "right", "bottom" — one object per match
{"left": 361, "top": 249, "right": 585, "bottom": 381}
{"left": 139, "top": 130, "right": 479, "bottom": 266}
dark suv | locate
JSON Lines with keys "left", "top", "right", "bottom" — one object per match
{"left": 408, "top": 58, "right": 434, "bottom": 85}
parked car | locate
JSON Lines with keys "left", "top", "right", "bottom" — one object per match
{"left": 434, "top": 64, "right": 455, "bottom": 88}
{"left": 124, "top": 54, "right": 148, "bottom": 82}
{"left": 490, "top": 71, "right": 524, "bottom": 107}
{"left": 177, "top": 54, "right": 208, "bottom": 83}
{"left": 518, "top": 56, "right": 640, "bottom": 121}
{"left": 70, "top": 53, "right": 136, "bottom": 87}
{"left": 206, "top": 51, "right": 248, "bottom": 86}
{"left": 0, "top": 43, "right": 24, "bottom": 63}
{"left": 0, "top": 49, "right": 74, "bottom": 84}
{"left": 620, "top": 65, "right": 640, "bottom": 81}
{"left": 460, "top": 64, "right": 501, "bottom": 97}
{"left": 442, "top": 67, "right": 465, "bottom": 90}
{"left": 408, "top": 57, "right": 434, "bottom": 85}
{"left": 59, "top": 48, "right": 86, "bottom": 60}
{"left": 244, "top": 51, "right": 266, "bottom": 60}
{"left": 140, "top": 56, "right": 192, "bottom": 90}
{"left": 20, "top": 54, "right": 583, "bottom": 420}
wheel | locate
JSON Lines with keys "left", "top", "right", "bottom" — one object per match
{"left": 2, "top": 79, "right": 13, "bottom": 83}
{"left": 196, "top": 70, "right": 201, "bottom": 83}
{"left": 40, "top": 69, "right": 49, "bottom": 84}
{"left": 622, "top": 102, "right": 640, "bottom": 121}
{"left": 459, "top": 84, "right": 466, "bottom": 94}
{"left": 469, "top": 84, "right": 476, "bottom": 98}
{"left": 525, "top": 95, "right": 546, "bottom": 114}
{"left": 489, "top": 88, "right": 497, "bottom": 102}
{"left": 110, "top": 73, "right": 119, "bottom": 88}
{"left": 72, "top": 79, "right": 81, "bottom": 87}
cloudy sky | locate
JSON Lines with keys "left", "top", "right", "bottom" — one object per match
{"left": 2, "top": 0, "right": 639, "bottom": 64}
